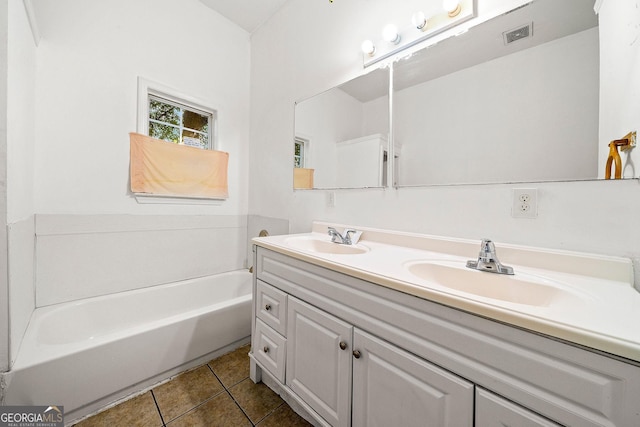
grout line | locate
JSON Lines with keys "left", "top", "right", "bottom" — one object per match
{"left": 252, "top": 401, "right": 286, "bottom": 426}
{"left": 208, "top": 366, "right": 256, "bottom": 426}
{"left": 150, "top": 390, "right": 166, "bottom": 427}
{"left": 225, "top": 388, "right": 256, "bottom": 426}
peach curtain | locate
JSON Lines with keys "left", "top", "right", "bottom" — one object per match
{"left": 130, "top": 132, "right": 229, "bottom": 199}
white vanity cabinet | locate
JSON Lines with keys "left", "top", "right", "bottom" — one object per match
{"left": 284, "top": 296, "right": 473, "bottom": 427}
{"left": 250, "top": 247, "right": 640, "bottom": 427}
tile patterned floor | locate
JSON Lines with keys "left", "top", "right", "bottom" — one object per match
{"left": 74, "top": 344, "right": 312, "bottom": 427}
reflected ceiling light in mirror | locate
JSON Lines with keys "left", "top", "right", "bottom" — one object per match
{"left": 443, "top": 0, "right": 462, "bottom": 17}
{"left": 362, "top": 0, "right": 475, "bottom": 68}
{"left": 382, "top": 24, "right": 401, "bottom": 44}
{"left": 411, "top": 11, "right": 428, "bottom": 31}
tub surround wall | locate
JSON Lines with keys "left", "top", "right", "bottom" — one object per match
{"left": 8, "top": 217, "right": 35, "bottom": 367}
{"left": 249, "top": 0, "right": 640, "bottom": 292}
{"left": 36, "top": 214, "right": 248, "bottom": 306}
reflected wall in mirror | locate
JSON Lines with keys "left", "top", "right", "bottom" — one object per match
{"left": 393, "top": 0, "right": 601, "bottom": 186}
{"left": 294, "top": 68, "right": 389, "bottom": 189}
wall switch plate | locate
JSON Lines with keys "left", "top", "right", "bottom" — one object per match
{"left": 512, "top": 188, "right": 537, "bottom": 218}
{"left": 327, "top": 192, "right": 336, "bottom": 208}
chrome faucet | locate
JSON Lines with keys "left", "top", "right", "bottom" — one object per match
{"left": 327, "top": 227, "right": 363, "bottom": 245}
{"left": 466, "top": 239, "right": 514, "bottom": 275}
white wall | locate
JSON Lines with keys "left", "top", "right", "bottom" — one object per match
{"left": 0, "top": 0, "right": 9, "bottom": 373}
{"left": 396, "top": 28, "right": 599, "bottom": 185}
{"left": 598, "top": 0, "right": 640, "bottom": 179}
{"left": 33, "top": 0, "right": 250, "bottom": 216}
{"left": 249, "top": 0, "right": 640, "bottom": 291}
{"left": 6, "top": 0, "right": 37, "bottom": 367}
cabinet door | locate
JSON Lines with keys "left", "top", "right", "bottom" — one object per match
{"left": 286, "top": 296, "right": 353, "bottom": 427}
{"left": 352, "top": 329, "right": 474, "bottom": 427}
{"left": 476, "top": 388, "right": 562, "bottom": 427}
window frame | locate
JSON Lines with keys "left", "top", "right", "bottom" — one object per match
{"left": 294, "top": 135, "right": 310, "bottom": 168}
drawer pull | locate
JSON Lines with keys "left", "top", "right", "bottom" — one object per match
{"left": 265, "top": 304, "right": 272, "bottom": 311}
{"left": 353, "top": 350, "right": 361, "bottom": 359}
{"left": 339, "top": 341, "right": 347, "bottom": 350}
{"left": 263, "top": 346, "right": 270, "bottom": 353}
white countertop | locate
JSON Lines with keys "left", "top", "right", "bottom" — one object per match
{"left": 253, "top": 222, "right": 640, "bottom": 363}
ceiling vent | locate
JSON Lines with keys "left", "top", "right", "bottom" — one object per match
{"left": 503, "top": 23, "right": 533, "bottom": 45}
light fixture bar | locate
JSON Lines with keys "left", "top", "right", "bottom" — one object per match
{"left": 363, "top": 0, "right": 476, "bottom": 68}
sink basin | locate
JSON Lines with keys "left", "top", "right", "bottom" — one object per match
{"left": 285, "top": 236, "right": 369, "bottom": 255}
{"left": 404, "top": 260, "right": 578, "bottom": 306}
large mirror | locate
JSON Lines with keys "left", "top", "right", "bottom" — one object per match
{"left": 393, "top": 0, "right": 600, "bottom": 186}
{"left": 294, "top": 68, "right": 390, "bottom": 189}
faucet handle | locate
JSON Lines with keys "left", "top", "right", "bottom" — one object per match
{"left": 327, "top": 227, "right": 343, "bottom": 243}
{"left": 480, "top": 239, "right": 496, "bottom": 254}
{"left": 344, "top": 229, "right": 363, "bottom": 245}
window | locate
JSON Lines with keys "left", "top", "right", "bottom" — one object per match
{"left": 137, "top": 77, "right": 218, "bottom": 150}
{"left": 294, "top": 137, "right": 308, "bottom": 168}
{"left": 148, "top": 96, "right": 214, "bottom": 149}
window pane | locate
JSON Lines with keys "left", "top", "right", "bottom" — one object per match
{"left": 294, "top": 157, "right": 302, "bottom": 168}
{"left": 149, "top": 99, "right": 180, "bottom": 125}
{"left": 149, "top": 122, "right": 180, "bottom": 143}
{"left": 183, "top": 110, "right": 209, "bottom": 133}
{"left": 182, "top": 129, "right": 209, "bottom": 149}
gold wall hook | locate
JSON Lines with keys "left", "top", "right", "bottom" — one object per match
{"left": 605, "top": 132, "right": 635, "bottom": 179}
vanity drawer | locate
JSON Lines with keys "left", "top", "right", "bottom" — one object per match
{"left": 256, "top": 280, "right": 287, "bottom": 335}
{"left": 254, "top": 319, "right": 286, "bottom": 383}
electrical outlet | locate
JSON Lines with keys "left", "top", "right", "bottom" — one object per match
{"left": 512, "top": 188, "right": 537, "bottom": 218}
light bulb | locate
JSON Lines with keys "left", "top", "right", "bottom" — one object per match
{"left": 361, "top": 39, "right": 376, "bottom": 56}
{"left": 382, "top": 24, "right": 401, "bottom": 44}
{"left": 411, "top": 11, "right": 427, "bottom": 30}
{"left": 443, "top": 0, "right": 461, "bottom": 17}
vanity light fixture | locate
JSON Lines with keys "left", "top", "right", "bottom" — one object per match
{"left": 443, "top": 0, "right": 462, "bottom": 17}
{"left": 361, "top": 0, "right": 475, "bottom": 67}
{"left": 411, "top": 11, "right": 428, "bottom": 31}
{"left": 361, "top": 39, "right": 376, "bottom": 56}
{"left": 382, "top": 24, "right": 401, "bottom": 44}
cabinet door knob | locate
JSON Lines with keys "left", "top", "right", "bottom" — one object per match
{"left": 265, "top": 304, "right": 271, "bottom": 311}
{"left": 339, "top": 341, "right": 347, "bottom": 350}
{"left": 352, "top": 350, "right": 361, "bottom": 359}
{"left": 263, "top": 346, "right": 269, "bottom": 353}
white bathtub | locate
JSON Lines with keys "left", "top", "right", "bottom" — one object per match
{"left": 4, "top": 270, "right": 252, "bottom": 423}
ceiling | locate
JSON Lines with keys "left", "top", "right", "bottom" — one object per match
{"left": 198, "top": 0, "right": 290, "bottom": 33}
